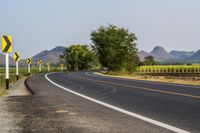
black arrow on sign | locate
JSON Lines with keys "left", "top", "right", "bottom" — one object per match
{"left": 15, "top": 53, "right": 19, "bottom": 61}
{"left": 27, "top": 58, "right": 31, "bottom": 64}
{"left": 3, "top": 36, "right": 11, "bottom": 52}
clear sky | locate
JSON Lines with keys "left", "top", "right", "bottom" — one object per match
{"left": 0, "top": 0, "right": 200, "bottom": 58}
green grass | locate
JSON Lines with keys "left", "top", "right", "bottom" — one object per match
{"left": 0, "top": 66, "right": 66, "bottom": 95}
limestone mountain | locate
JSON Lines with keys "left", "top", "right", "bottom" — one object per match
{"left": 137, "top": 46, "right": 200, "bottom": 63}
{"left": 150, "top": 46, "right": 174, "bottom": 62}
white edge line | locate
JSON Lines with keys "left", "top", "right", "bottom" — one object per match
{"left": 86, "top": 72, "right": 200, "bottom": 89}
{"left": 45, "top": 73, "right": 190, "bottom": 133}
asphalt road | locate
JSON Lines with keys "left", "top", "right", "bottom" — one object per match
{"left": 5, "top": 72, "right": 200, "bottom": 132}
{"left": 45, "top": 72, "right": 200, "bottom": 133}
{"left": 15, "top": 73, "right": 171, "bottom": 133}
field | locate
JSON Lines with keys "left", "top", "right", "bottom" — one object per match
{"left": 0, "top": 66, "right": 65, "bottom": 95}
{"left": 99, "top": 65, "right": 200, "bottom": 87}
{"left": 137, "top": 65, "right": 200, "bottom": 76}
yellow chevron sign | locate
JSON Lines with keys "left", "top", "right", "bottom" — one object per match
{"left": 38, "top": 59, "right": 42, "bottom": 65}
{"left": 14, "top": 52, "right": 20, "bottom": 62}
{"left": 26, "top": 58, "right": 32, "bottom": 64}
{"left": 60, "top": 64, "right": 64, "bottom": 67}
{"left": 2, "top": 35, "right": 12, "bottom": 53}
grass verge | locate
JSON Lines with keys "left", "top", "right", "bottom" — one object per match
{"left": 96, "top": 71, "right": 200, "bottom": 86}
{"left": 0, "top": 66, "right": 66, "bottom": 96}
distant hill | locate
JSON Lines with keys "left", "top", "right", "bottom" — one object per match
{"left": 186, "top": 50, "right": 200, "bottom": 62}
{"left": 19, "top": 46, "right": 65, "bottom": 66}
{"left": 0, "top": 46, "right": 65, "bottom": 66}
{"left": 31, "top": 46, "right": 65, "bottom": 64}
{"left": 138, "top": 46, "right": 200, "bottom": 63}
{"left": 169, "top": 50, "right": 194, "bottom": 60}
{"left": 0, "top": 53, "right": 5, "bottom": 65}
{"left": 137, "top": 51, "right": 151, "bottom": 61}
{"left": 0, "top": 53, "right": 15, "bottom": 66}
{"left": 1, "top": 45, "right": 199, "bottom": 65}
{"left": 138, "top": 46, "right": 174, "bottom": 62}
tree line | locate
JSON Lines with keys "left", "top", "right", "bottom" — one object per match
{"left": 61, "top": 24, "right": 156, "bottom": 73}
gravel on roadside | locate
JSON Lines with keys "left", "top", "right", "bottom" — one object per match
{"left": 0, "top": 78, "right": 31, "bottom": 133}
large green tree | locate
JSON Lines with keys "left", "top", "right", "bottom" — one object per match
{"left": 91, "top": 24, "right": 139, "bottom": 72}
{"left": 62, "top": 44, "right": 97, "bottom": 71}
{"left": 143, "top": 56, "right": 155, "bottom": 65}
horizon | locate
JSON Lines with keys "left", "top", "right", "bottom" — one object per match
{"left": 0, "top": 0, "right": 200, "bottom": 58}
{"left": 0, "top": 44, "right": 199, "bottom": 59}
{"left": 37, "top": 45, "right": 199, "bottom": 55}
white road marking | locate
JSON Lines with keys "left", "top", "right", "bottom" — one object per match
{"left": 45, "top": 73, "right": 190, "bottom": 133}
{"left": 85, "top": 72, "right": 200, "bottom": 89}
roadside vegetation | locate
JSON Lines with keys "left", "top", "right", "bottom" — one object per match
{"left": 91, "top": 24, "right": 139, "bottom": 73}
{"left": 62, "top": 24, "right": 139, "bottom": 73}
{"left": 61, "top": 44, "right": 99, "bottom": 71}
{"left": 97, "top": 71, "right": 200, "bottom": 86}
{"left": 138, "top": 65, "right": 200, "bottom": 76}
{"left": 0, "top": 66, "right": 64, "bottom": 95}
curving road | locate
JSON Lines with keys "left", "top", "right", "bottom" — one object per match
{"left": 45, "top": 72, "right": 200, "bottom": 133}
{"left": 9, "top": 72, "right": 199, "bottom": 132}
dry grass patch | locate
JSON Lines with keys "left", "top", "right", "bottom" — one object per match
{"left": 96, "top": 72, "right": 200, "bottom": 86}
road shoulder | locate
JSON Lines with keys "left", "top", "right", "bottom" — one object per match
{"left": 94, "top": 72, "right": 200, "bottom": 87}
{"left": 0, "top": 78, "right": 32, "bottom": 132}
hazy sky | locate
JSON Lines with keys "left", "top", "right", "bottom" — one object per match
{"left": 0, "top": 0, "right": 200, "bottom": 58}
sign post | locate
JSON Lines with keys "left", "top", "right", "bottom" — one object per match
{"left": 14, "top": 52, "right": 20, "bottom": 80}
{"left": 5, "top": 53, "right": 9, "bottom": 89}
{"left": 47, "top": 62, "right": 50, "bottom": 72}
{"left": 28, "top": 64, "right": 30, "bottom": 76}
{"left": 1, "top": 35, "right": 12, "bottom": 89}
{"left": 38, "top": 59, "right": 42, "bottom": 73}
{"left": 61, "top": 64, "right": 64, "bottom": 71}
{"left": 26, "top": 58, "right": 32, "bottom": 76}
